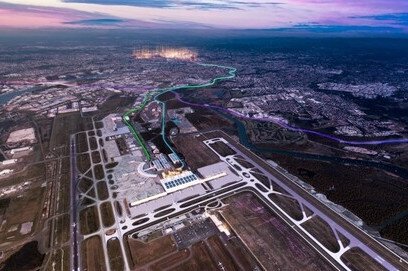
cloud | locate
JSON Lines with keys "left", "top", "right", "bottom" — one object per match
{"left": 0, "top": 2, "right": 162, "bottom": 28}
{"left": 64, "top": 0, "right": 172, "bottom": 8}
{"left": 1, "top": 0, "right": 408, "bottom": 33}
{"left": 351, "top": 13, "right": 408, "bottom": 26}
{"left": 0, "top": 2, "right": 93, "bottom": 28}
{"left": 292, "top": 24, "right": 405, "bottom": 33}
{"left": 64, "top": 18, "right": 126, "bottom": 25}
{"left": 62, "top": 0, "right": 281, "bottom": 10}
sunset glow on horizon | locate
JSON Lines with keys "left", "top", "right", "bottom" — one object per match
{"left": 1, "top": 0, "right": 408, "bottom": 34}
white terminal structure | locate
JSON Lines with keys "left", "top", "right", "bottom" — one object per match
{"left": 160, "top": 171, "right": 201, "bottom": 193}
{"left": 129, "top": 161, "right": 240, "bottom": 207}
{"left": 159, "top": 169, "right": 227, "bottom": 194}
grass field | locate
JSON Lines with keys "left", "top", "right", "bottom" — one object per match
{"left": 89, "top": 137, "right": 98, "bottom": 151}
{"left": 208, "top": 141, "right": 236, "bottom": 157}
{"left": 49, "top": 112, "right": 89, "bottom": 155}
{"left": 57, "top": 158, "right": 71, "bottom": 214}
{"left": 341, "top": 247, "right": 388, "bottom": 271}
{"left": 302, "top": 215, "right": 340, "bottom": 253}
{"left": 91, "top": 151, "right": 101, "bottom": 164}
{"left": 96, "top": 181, "right": 109, "bottom": 201}
{"left": 107, "top": 238, "right": 124, "bottom": 271}
{"left": 234, "top": 156, "right": 255, "bottom": 169}
{"left": 100, "top": 202, "right": 115, "bottom": 228}
{"left": 206, "top": 235, "right": 240, "bottom": 271}
{"left": 221, "top": 192, "right": 335, "bottom": 271}
{"left": 77, "top": 153, "right": 91, "bottom": 174}
{"left": 127, "top": 234, "right": 177, "bottom": 268}
{"left": 225, "top": 235, "right": 261, "bottom": 270}
{"left": 79, "top": 206, "right": 100, "bottom": 235}
{"left": 150, "top": 249, "right": 190, "bottom": 271}
{"left": 78, "top": 177, "right": 93, "bottom": 193}
{"left": 175, "top": 241, "right": 217, "bottom": 271}
{"left": 43, "top": 245, "right": 70, "bottom": 271}
{"left": 94, "top": 164, "right": 105, "bottom": 180}
{"left": 76, "top": 132, "right": 88, "bottom": 153}
{"left": 80, "top": 236, "right": 106, "bottom": 271}
{"left": 172, "top": 134, "right": 219, "bottom": 170}
{"left": 268, "top": 193, "right": 304, "bottom": 221}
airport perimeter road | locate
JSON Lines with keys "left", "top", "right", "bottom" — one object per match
{"left": 205, "top": 130, "right": 408, "bottom": 271}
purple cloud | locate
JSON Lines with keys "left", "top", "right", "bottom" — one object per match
{"left": 1, "top": 0, "right": 408, "bottom": 33}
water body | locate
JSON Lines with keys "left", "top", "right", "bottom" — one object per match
{"left": 224, "top": 114, "right": 408, "bottom": 229}
{"left": 227, "top": 114, "right": 408, "bottom": 179}
{"left": 166, "top": 62, "right": 408, "bottom": 178}
{"left": 0, "top": 86, "right": 41, "bottom": 106}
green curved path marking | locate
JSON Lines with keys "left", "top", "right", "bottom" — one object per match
{"left": 123, "top": 63, "right": 236, "bottom": 163}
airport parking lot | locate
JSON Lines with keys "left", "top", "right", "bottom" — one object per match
{"left": 173, "top": 218, "right": 218, "bottom": 249}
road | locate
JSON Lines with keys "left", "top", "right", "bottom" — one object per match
{"left": 207, "top": 131, "right": 407, "bottom": 271}
{"left": 173, "top": 75, "right": 408, "bottom": 146}
{"left": 123, "top": 62, "right": 236, "bottom": 165}
{"left": 110, "top": 128, "right": 407, "bottom": 270}
{"left": 85, "top": 60, "right": 407, "bottom": 270}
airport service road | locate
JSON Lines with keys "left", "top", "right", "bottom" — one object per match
{"left": 123, "top": 62, "right": 236, "bottom": 165}
{"left": 203, "top": 137, "right": 348, "bottom": 271}
{"left": 72, "top": 118, "right": 407, "bottom": 271}
{"left": 204, "top": 131, "right": 407, "bottom": 271}
{"left": 74, "top": 118, "right": 132, "bottom": 271}
{"left": 115, "top": 163, "right": 346, "bottom": 270}
{"left": 111, "top": 135, "right": 408, "bottom": 271}
{"left": 117, "top": 132, "right": 406, "bottom": 271}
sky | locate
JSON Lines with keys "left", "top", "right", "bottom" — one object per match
{"left": 1, "top": 0, "right": 408, "bottom": 33}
